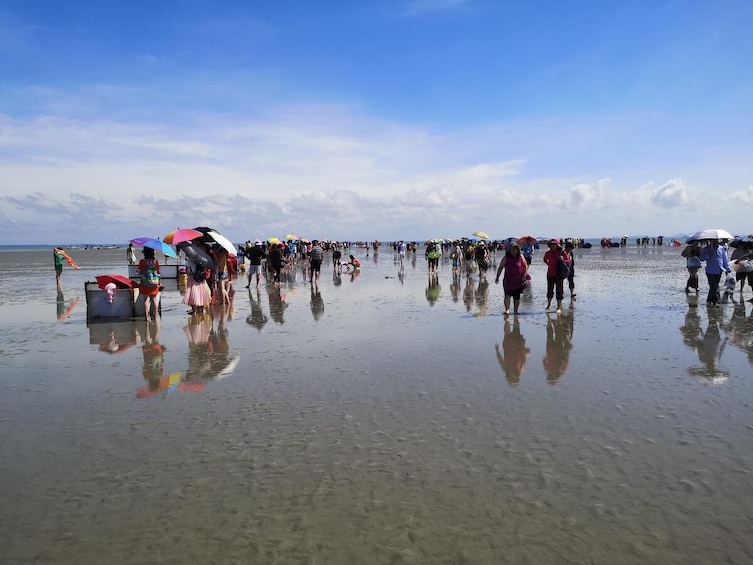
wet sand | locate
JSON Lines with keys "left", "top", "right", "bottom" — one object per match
{"left": 1, "top": 246, "right": 752, "bottom": 563}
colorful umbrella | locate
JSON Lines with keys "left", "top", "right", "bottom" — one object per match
{"left": 472, "top": 231, "right": 491, "bottom": 240}
{"left": 95, "top": 274, "right": 135, "bottom": 289}
{"left": 517, "top": 235, "right": 538, "bottom": 245}
{"left": 268, "top": 237, "right": 281, "bottom": 244}
{"left": 130, "top": 237, "right": 179, "bottom": 258}
{"left": 284, "top": 233, "right": 299, "bottom": 241}
{"left": 163, "top": 228, "right": 203, "bottom": 245}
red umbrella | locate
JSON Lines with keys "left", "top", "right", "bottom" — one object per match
{"left": 95, "top": 274, "right": 135, "bottom": 289}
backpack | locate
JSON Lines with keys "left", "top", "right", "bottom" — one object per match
{"left": 192, "top": 265, "right": 207, "bottom": 282}
{"left": 142, "top": 260, "right": 160, "bottom": 287}
{"left": 557, "top": 256, "right": 571, "bottom": 280}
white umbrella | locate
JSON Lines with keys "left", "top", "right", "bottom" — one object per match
{"left": 686, "top": 229, "right": 733, "bottom": 243}
{"left": 207, "top": 231, "right": 238, "bottom": 256}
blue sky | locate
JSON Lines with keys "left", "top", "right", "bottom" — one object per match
{"left": 1, "top": 0, "right": 752, "bottom": 245}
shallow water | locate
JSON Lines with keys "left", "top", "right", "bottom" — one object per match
{"left": 1, "top": 246, "right": 752, "bottom": 563}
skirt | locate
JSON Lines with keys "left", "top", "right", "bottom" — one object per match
{"left": 182, "top": 279, "right": 211, "bottom": 307}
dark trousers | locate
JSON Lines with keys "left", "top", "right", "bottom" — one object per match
{"left": 546, "top": 275, "right": 564, "bottom": 301}
{"left": 706, "top": 272, "right": 721, "bottom": 304}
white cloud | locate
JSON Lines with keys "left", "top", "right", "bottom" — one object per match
{"left": 651, "top": 178, "right": 688, "bottom": 208}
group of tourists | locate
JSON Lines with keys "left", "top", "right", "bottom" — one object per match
{"left": 683, "top": 239, "right": 753, "bottom": 306}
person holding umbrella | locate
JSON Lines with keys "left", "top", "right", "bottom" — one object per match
{"left": 699, "top": 239, "right": 731, "bottom": 306}
{"left": 138, "top": 247, "right": 161, "bottom": 320}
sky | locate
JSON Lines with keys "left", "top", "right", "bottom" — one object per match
{"left": 1, "top": 0, "right": 752, "bottom": 245}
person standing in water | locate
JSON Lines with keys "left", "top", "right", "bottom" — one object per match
{"left": 127, "top": 243, "right": 137, "bottom": 266}
{"left": 699, "top": 239, "right": 731, "bottom": 306}
{"left": 495, "top": 241, "right": 528, "bottom": 316}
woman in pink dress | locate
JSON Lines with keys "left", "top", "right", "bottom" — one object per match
{"left": 495, "top": 242, "right": 528, "bottom": 316}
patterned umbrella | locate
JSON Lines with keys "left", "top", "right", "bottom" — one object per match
{"left": 130, "top": 237, "right": 179, "bottom": 258}
{"left": 163, "top": 228, "right": 203, "bottom": 245}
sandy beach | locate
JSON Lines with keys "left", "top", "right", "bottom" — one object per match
{"left": 1, "top": 244, "right": 752, "bottom": 564}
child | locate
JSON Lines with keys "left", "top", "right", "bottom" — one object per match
{"left": 344, "top": 254, "right": 361, "bottom": 272}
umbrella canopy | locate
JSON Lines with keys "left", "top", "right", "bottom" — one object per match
{"left": 163, "top": 228, "right": 203, "bottom": 245}
{"left": 284, "top": 233, "right": 299, "bottom": 241}
{"left": 517, "top": 235, "right": 538, "bottom": 245}
{"left": 730, "top": 238, "right": 753, "bottom": 250}
{"left": 472, "top": 231, "right": 491, "bottom": 240}
{"left": 686, "top": 229, "right": 734, "bottom": 243}
{"left": 130, "top": 237, "right": 179, "bottom": 258}
{"left": 192, "top": 227, "right": 237, "bottom": 256}
{"left": 206, "top": 231, "right": 237, "bottom": 256}
{"left": 95, "top": 274, "right": 135, "bottom": 289}
{"left": 268, "top": 237, "right": 281, "bottom": 244}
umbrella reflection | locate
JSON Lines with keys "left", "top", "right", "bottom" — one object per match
{"left": 543, "top": 312, "right": 573, "bottom": 384}
{"left": 495, "top": 317, "right": 531, "bottom": 386}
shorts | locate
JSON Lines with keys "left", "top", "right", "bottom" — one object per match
{"left": 311, "top": 260, "right": 322, "bottom": 273}
{"left": 248, "top": 265, "right": 262, "bottom": 276}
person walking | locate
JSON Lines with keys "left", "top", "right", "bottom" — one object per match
{"left": 700, "top": 239, "right": 731, "bottom": 306}
{"left": 543, "top": 238, "right": 571, "bottom": 313}
{"left": 495, "top": 241, "right": 528, "bottom": 316}
{"left": 244, "top": 241, "right": 267, "bottom": 288}
{"left": 681, "top": 240, "right": 702, "bottom": 293}
{"left": 308, "top": 240, "right": 324, "bottom": 282}
{"left": 268, "top": 243, "right": 284, "bottom": 284}
{"left": 564, "top": 241, "right": 577, "bottom": 299}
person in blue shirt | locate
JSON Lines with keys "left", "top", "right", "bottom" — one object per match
{"left": 699, "top": 239, "right": 731, "bottom": 306}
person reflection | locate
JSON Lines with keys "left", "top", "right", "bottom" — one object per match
{"left": 309, "top": 281, "right": 325, "bottom": 321}
{"left": 495, "top": 317, "right": 531, "bottom": 386}
{"left": 268, "top": 284, "right": 288, "bottom": 324}
{"left": 474, "top": 278, "right": 489, "bottom": 317}
{"left": 689, "top": 307, "right": 729, "bottom": 382}
{"left": 679, "top": 295, "right": 703, "bottom": 351}
{"left": 543, "top": 312, "right": 573, "bottom": 384}
{"left": 725, "top": 299, "right": 753, "bottom": 365}
{"left": 136, "top": 318, "right": 167, "bottom": 397}
{"left": 333, "top": 268, "right": 343, "bottom": 286}
{"left": 397, "top": 263, "right": 405, "bottom": 285}
{"left": 426, "top": 273, "right": 440, "bottom": 306}
{"left": 246, "top": 288, "right": 269, "bottom": 332}
{"left": 449, "top": 271, "right": 461, "bottom": 303}
{"left": 56, "top": 288, "right": 80, "bottom": 320}
{"left": 463, "top": 275, "right": 476, "bottom": 313}
{"left": 207, "top": 303, "right": 233, "bottom": 377}
{"left": 183, "top": 313, "right": 213, "bottom": 382}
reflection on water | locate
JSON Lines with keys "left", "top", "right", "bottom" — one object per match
{"left": 678, "top": 295, "right": 750, "bottom": 383}
{"left": 425, "top": 273, "right": 440, "bottom": 306}
{"left": 5, "top": 246, "right": 753, "bottom": 563}
{"left": 245, "top": 288, "right": 269, "bottom": 331}
{"left": 310, "top": 282, "right": 325, "bottom": 321}
{"left": 543, "top": 311, "right": 574, "bottom": 384}
{"left": 495, "top": 317, "right": 530, "bottom": 386}
{"left": 267, "top": 284, "right": 288, "bottom": 324}
{"left": 56, "top": 288, "right": 80, "bottom": 320}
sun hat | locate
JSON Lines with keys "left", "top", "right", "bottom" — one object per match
{"left": 549, "top": 238, "right": 561, "bottom": 246}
